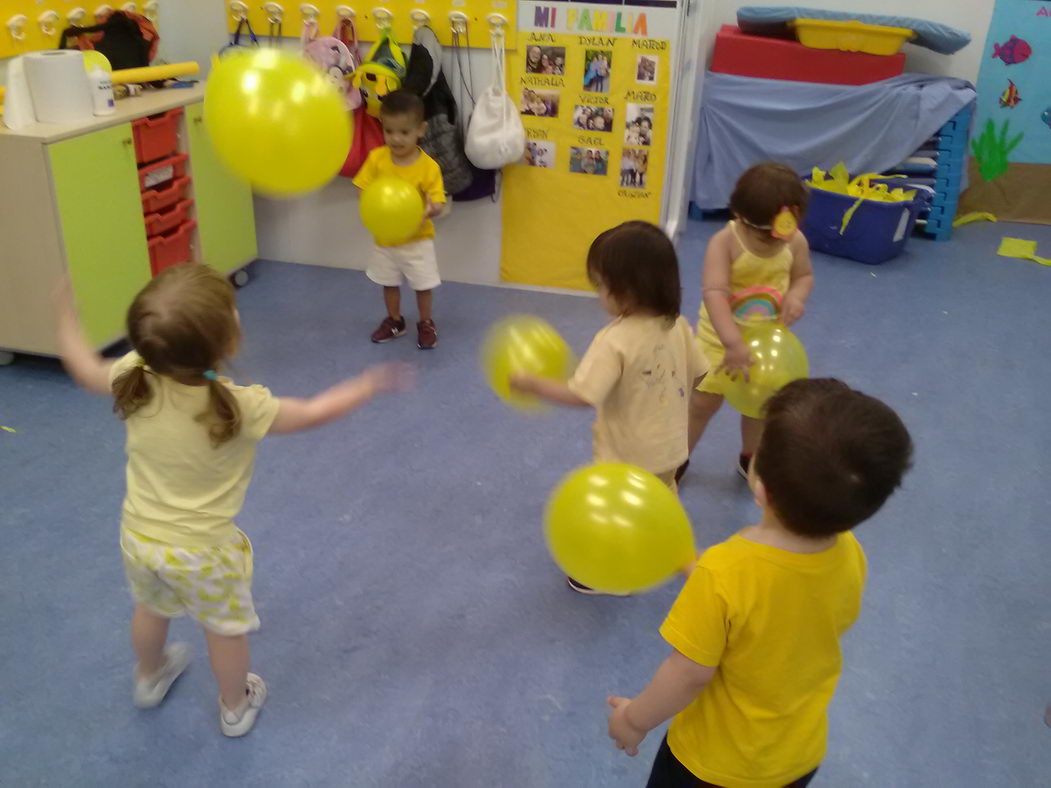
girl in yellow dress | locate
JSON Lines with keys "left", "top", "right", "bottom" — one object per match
{"left": 681, "top": 162, "right": 814, "bottom": 482}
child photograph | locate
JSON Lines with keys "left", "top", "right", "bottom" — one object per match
{"left": 525, "top": 45, "right": 566, "bottom": 76}
{"left": 624, "top": 104, "right": 655, "bottom": 146}
{"left": 619, "top": 148, "right": 649, "bottom": 189}
{"left": 583, "top": 49, "right": 612, "bottom": 93}
{"left": 636, "top": 54, "right": 657, "bottom": 83}
{"left": 524, "top": 141, "right": 556, "bottom": 169}
{"left": 569, "top": 147, "right": 609, "bottom": 176}
{"left": 573, "top": 105, "right": 615, "bottom": 133}
{"left": 520, "top": 88, "right": 561, "bottom": 118}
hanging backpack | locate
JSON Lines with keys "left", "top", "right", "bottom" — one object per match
{"left": 404, "top": 26, "right": 474, "bottom": 195}
{"left": 465, "top": 30, "right": 524, "bottom": 170}
{"left": 60, "top": 10, "right": 159, "bottom": 71}
{"left": 352, "top": 28, "right": 407, "bottom": 117}
{"left": 219, "top": 16, "right": 259, "bottom": 57}
{"left": 303, "top": 18, "right": 361, "bottom": 111}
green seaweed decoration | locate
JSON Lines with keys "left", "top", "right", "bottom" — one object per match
{"left": 972, "top": 118, "right": 1023, "bottom": 182}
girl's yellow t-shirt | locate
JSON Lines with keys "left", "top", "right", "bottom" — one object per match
{"left": 661, "top": 532, "right": 867, "bottom": 788}
{"left": 109, "top": 353, "right": 280, "bottom": 549}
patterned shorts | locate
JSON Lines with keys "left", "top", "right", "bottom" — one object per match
{"left": 120, "top": 528, "right": 260, "bottom": 636}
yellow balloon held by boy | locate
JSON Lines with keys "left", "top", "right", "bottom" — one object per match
{"left": 722, "top": 323, "right": 809, "bottom": 419}
{"left": 544, "top": 463, "right": 696, "bottom": 594}
{"left": 481, "top": 315, "right": 573, "bottom": 411}
{"left": 204, "top": 49, "right": 351, "bottom": 196}
{"left": 359, "top": 177, "right": 425, "bottom": 246}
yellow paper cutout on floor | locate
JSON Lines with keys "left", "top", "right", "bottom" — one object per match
{"left": 1, "top": 426, "right": 15, "bottom": 433}
{"left": 997, "top": 237, "right": 1051, "bottom": 266}
{"left": 953, "top": 211, "right": 996, "bottom": 227}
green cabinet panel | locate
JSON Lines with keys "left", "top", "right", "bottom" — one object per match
{"left": 185, "top": 102, "right": 257, "bottom": 275}
{"left": 49, "top": 123, "right": 152, "bottom": 347}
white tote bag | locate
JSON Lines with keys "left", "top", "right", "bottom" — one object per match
{"left": 465, "top": 31, "right": 525, "bottom": 170}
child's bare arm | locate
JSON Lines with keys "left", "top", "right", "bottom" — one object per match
{"left": 701, "top": 231, "right": 749, "bottom": 372}
{"left": 509, "top": 374, "right": 590, "bottom": 407}
{"left": 783, "top": 233, "right": 814, "bottom": 326}
{"left": 269, "top": 363, "right": 414, "bottom": 434}
{"left": 607, "top": 650, "right": 716, "bottom": 756}
{"left": 53, "top": 277, "right": 115, "bottom": 395}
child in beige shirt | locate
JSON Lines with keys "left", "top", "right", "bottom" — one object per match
{"left": 512, "top": 221, "right": 709, "bottom": 594}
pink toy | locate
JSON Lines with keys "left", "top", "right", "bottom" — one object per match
{"left": 302, "top": 19, "right": 362, "bottom": 110}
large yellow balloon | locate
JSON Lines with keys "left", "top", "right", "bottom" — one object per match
{"left": 204, "top": 49, "right": 351, "bottom": 196}
{"left": 481, "top": 315, "right": 574, "bottom": 411}
{"left": 359, "top": 177, "right": 425, "bottom": 246}
{"left": 82, "top": 51, "right": 112, "bottom": 73}
{"left": 722, "top": 323, "right": 809, "bottom": 419}
{"left": 545, "top": 463, "right": 696, "bottom": 594}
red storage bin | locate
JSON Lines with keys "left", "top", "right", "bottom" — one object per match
{"left": 138, "top": 153, "right": 189, "bottom": 192}
{"left": 148, "top": 220, "right": 197, "bottom": 276}
{"left": 144, "top": 199, "right": 194, "bottom": 238}
{"left": 711, "top": 25, "right": 905, "bottom": 85}
{"left": 140, "top": 175, "right": 191, "bottom": 213}
{"left": 132, "top": 107, "right": 184, "bottom": 164}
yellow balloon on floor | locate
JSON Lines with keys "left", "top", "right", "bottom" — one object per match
{"left": 82, "top": 51, "right": 112, "bottom": 73}
{"left": 722, "top": 323, "right": 809, "bottom": 419}
{"left": 545, "top": 463, "right": 696, "bottom": 594}
{"left": 359, "top": 177, "right": 425, "bottom": 246}
{"left": 481, "top": 315, "right": 574, "bottom": 411}
{"left": 204, "top": 49, "right": 351, "bottom": 196}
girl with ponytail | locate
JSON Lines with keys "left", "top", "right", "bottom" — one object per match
{"left": 55, "top": 264, "right": 412, "bottom": 737}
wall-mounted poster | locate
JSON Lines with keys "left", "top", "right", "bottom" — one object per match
{"left": 501, "top": 1, "right": 680, "bottom": 290}
{"left": 959, "top": 0, "right": 1051, "bottom": 224}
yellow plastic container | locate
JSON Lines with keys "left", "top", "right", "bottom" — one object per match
{"left": 791, "top": 18, "right": 915, "bottom": 56}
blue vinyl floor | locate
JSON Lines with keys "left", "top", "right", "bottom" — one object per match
{"left": 2, "top": 218, "right": 1050, "bottom": 786}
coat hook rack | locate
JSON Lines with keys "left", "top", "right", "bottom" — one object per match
{"left": 299, "top": 3, "right": 320, "bottom": 23}
{"left": 38, "top": 10, "right": 60, "bottom": 37}
{"left": 6, "top": 14, "right": 27, "bottom": 41}
{"left": 449, "top": 10, "right": 468, "bottom": 35}
{"left": 372, "top": 7, "right": 393, "bottom": 31}
{"left": 67, "top": 7, "right": 88, "bottom": 25}
{"left": 229, "top": 1, "right": 248, "bottom": 21}
{"left": 263, "top": 2, "right": 285, "bottom": 23}
{"left": 410, "top": 9, "right": 430, "bottom": 29}
{"left": 120, "top": 2, "right": 137, "bottom": 13}
{"left": 95, "top": 5, "right": 113, "bottom": 22}
{"left": 143, "top": 1, "right": 159, "bottom": 22}
{"left": 336, "top": 5, "right": 355, "bottom": 20}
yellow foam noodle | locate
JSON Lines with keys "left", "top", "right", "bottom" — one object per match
{"left": 111, "top": 62, "right": 200, "bottom": 85}
{"left": 954, "top": 211, "right": 997, "bottom": 227}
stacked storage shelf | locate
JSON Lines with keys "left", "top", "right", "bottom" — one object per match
{"left": 132, "top": 108, "right": 198, "bottom": 275}
{"left": 878, "top": 102, "right": 974, "bottom": 242}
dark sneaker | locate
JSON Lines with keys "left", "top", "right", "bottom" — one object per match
{"left": 567, "top": 577, "right": 628, "bottom": 597}
{"left": 674, "top": 459, "right": 690, "bottom": 484}
{"left": 738, "top": 453, "right": 752, "bottom": 480}
{"left": 417, "top": 319, "right": 438, "bottom": 349}
{"left": 371, "top": 316, "right": 406, "bottom": 343}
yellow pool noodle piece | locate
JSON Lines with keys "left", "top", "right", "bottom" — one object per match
{"left": 111, "top": 61, "right": 200, "bottom": 85}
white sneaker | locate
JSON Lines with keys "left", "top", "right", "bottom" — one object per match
{"left": 220, "top": 673, "right": 267, "bottom": 737}
{"left": 133, "top": 642, "right": 191, "bottom": 709}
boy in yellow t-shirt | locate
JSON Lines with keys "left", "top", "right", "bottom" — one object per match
{"left": 354, "top": 90, "right": 446, "bottom": 349}
{"left": 608, "top": 378, "right": 913, "bottom": 787}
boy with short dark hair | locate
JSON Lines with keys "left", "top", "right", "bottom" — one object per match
{"left": 354, "top": 90, "right": 445, "bottom": 349}
{"left": 608, "top": 378, "right": 913, "bottom": 787}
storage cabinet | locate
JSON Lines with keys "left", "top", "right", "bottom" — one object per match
{"left": 0, "top": 86, "right": 256, "bottom": 361}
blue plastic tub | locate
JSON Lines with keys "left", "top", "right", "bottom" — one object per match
{"left": 801, "top": 186, "right": 922, "bottom": 265}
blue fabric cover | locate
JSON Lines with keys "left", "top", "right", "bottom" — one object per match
{"left": 737, "top": 6, "right": 971, "bottom": 55}
{"left": 690, "top": 73, "right": 975, "bottom": 211}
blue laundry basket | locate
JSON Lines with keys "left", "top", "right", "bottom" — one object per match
{"left": 801, "top": 186, "right": 922, "bottom": 265}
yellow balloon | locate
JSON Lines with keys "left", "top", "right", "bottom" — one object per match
{"left": 82, "top": 51, "right": 112, "bottom": 73}
{"left": 545, "top": 463, "right": 696, "bottom": 594}
{"left": 204, "top": 49, "right": 351, "bottom": 196}
{"left": 481, "top": 315, "right": 574, "bottom": 411}
{"left": 722, "top": 323, "right": 809, "bottom": 419}
{"left": 359, "top": 176, "right": 425, "bottom": 246}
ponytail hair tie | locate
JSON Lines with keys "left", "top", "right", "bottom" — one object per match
{"left": 203, "top": 370, "right": 219, "bottom": 381}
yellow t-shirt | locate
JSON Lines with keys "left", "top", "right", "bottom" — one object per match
{"left": 352, "top": 146, "right": 446, "bottom": 245}
{"left": 109, "top": 353, "right": 280, "bottom": 549}
{"left": 662, "top": 532, "right": 867, "bottom": 788}
{"left": 567, "top": 315, "right": 709, "bottom": 475}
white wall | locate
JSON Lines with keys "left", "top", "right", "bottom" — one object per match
{"left": 708, "top": 0, "right": 994, "bottom": 83}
